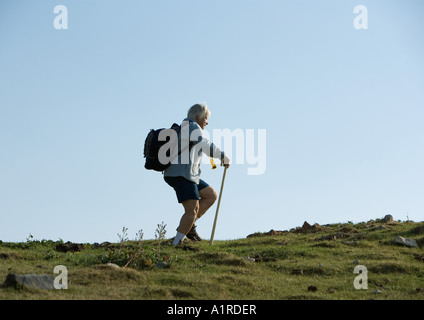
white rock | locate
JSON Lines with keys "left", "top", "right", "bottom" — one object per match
{"left": 394, "top": 236, "right": 418, "bottom": 248}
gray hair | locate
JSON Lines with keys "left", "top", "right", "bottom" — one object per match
{"left": 187, "top": 102, "right": 211, "bottom": 121}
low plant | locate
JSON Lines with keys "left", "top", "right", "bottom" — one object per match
{"left": 105, "top": 223, "right": 171, "bottom": 269}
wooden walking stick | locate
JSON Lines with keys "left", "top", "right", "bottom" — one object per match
{"left": 210, "top": 166, "right": 228, "bottom": 245}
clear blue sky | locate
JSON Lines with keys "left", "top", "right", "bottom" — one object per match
{"left": 1, "top": 0, "right": 423, "bottom": 243}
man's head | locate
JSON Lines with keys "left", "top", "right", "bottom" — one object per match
{"left": 187, "top": 102, "right": 210, "bottom": 129}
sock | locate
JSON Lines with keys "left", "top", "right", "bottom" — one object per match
{"left": 172, "top": 232, "right": 186, "bottom": 246}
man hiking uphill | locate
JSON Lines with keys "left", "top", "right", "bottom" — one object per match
{"left": 164, "top": 103, "right": 230, "bottom": 246}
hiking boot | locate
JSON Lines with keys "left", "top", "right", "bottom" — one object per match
{"left": 186, "top": 225, "right": 202, "bottom": 241}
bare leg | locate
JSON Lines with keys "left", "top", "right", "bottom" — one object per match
{"left": 197, "top": 186, "right": 218, "bottom": 219}
{"left": 177, "top": 199, "right": 199, "bottom": 235}
{"left": 176, "top": 187, "right": 217, "bottom": 242}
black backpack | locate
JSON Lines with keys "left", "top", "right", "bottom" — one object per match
{"left": 143, "top": 123, "right": 181, "bottom": 172}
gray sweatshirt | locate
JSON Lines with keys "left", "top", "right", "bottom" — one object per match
{"left": 163, "top": 118, "right": 225, "bottom": 184}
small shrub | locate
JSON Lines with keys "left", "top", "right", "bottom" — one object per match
{"left": 105, "top": 224, "right": 172, "bottom": 270}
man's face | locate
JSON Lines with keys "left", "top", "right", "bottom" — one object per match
{"left": 197, "top": 116, "right": 208, "bottom": 129}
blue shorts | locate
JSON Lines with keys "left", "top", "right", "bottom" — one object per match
{"left": 164, "top": 176, "right": 209, "bottom": 203}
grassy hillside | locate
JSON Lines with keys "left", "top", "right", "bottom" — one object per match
{"left": 1, "top": 218, "right": 423, "bottom": 300}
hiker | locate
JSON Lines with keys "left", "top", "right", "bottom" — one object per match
{"left": 164, "top": 103, "right": 230, "bottom": 245}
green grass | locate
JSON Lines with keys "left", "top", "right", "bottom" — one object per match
{"left": 1, "top": 219, "right": 424, "bottom": 300}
